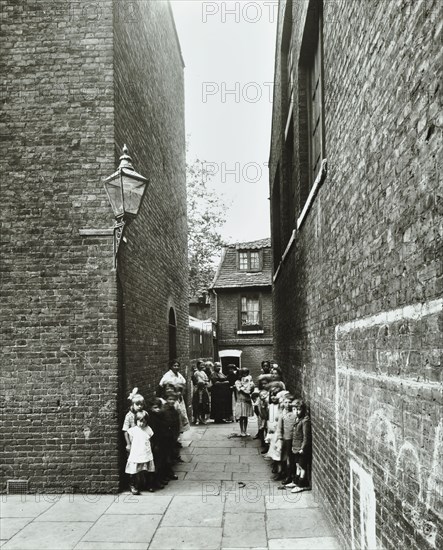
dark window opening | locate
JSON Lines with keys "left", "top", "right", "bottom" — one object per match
{"left": 168, "top": 307, "right": 177, "bottom": 361}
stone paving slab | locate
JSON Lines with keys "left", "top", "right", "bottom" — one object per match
{"left": 222, "top": 513, "right": 267, "bottom": 548}
{"left": 154, "top": 481, "right": 221, "bottom": 496}
{"left": 269, "top": 536, "right": 341, "bottom": 549}
{"left": 189, "top": 454, "right": 239, "bottom": 463}
{"left": 194, "top": 462, "right": 226, "bottom": 472}
{"left": 0, "top": 517, "right": 33, "bottom": 540}
{"left": 267, "top": 508, "right": 334, "bottom": 539}
{"left": 231, "top": 472, "right": 273, "bottom": 481}
{"left": 174, "top": 462, "right": 196, "bottom": 472}
{"left": 0, "top": 496, "right": 56, "bottom": 518}
{"left": 224, "top": 463, "right": 250, "bottom": 473}
{"left": 1, "top": 521, "right": 93, "bottom": 550}
{"left": 185, "top": 471, "right": 233, "bottom": 481}
{"left": 149, "top": 526, "right": 223, "bottom": 549}
{"left": 265, "top": 492, "right": 320, "bottom": 509}
{"left": 162, "top": 496, "right": 224, "bottom": 527}
{"left": 82, "top": 514, "right": 160, "bottom": 543}
{"left": 231, "top": 448, "right": 261, "bottom": 455}
{"left": 192, "top": 440, "right": 245, "bottom": 448}
{"left": 223, "top": 494, "right": 265, "bottom": 514}
{"left": 105, "top": 494, "right": 172, "bottom": 514}
{"left": 35, "top": 495, "right": 113, "bottom": 522}
{"left": 76, "top": 543, "right": 147, "bottom": 550}
{"left": 192, "top": 447, "right": 232, "bottom": 455}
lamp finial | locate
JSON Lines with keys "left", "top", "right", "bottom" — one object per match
{"left": 118, "top": 144, "right": 134, "bottom": 170}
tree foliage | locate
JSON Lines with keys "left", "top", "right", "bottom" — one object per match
{"left": 187, "top": 159, "right": 227, "bottom": 299}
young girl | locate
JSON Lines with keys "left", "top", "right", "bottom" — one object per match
{"left": 175, "top": 384, "right": 190, "bottom": 433}
{"left": 264, "top": 389, "right": 282, "bottom": 471}
{"left": 125, "top": 410, "right": 155, "bottom": 494}
{"left": 256, "top": 389, "right": 269, "bottom": 450}
{"left": 192, "top": 380, "right": 210, "bottom": 425}
{"left": 122, "top": 387, "right": 145, "bottom": 453}
{"left": 234, "top": 368, "right": 255, "bottom": 437}
{"left": 275, "top": 394, "right": 296, "bottom": 483}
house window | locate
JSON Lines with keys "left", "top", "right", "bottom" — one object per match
{"left": 250, "top": 252, "right": 260, "bottom": 270}
{"left": 240, "top": 296, "right": 261, "bottom": 327}
{"left": 239, "top": 252, "right": 249, "bottom": 270}
{"left": 238, "top": 250, "right": 261, "bottom": 271}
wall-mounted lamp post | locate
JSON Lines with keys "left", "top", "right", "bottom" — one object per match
{"left": 104, "top": 145, "right": 149, "bottom": 268}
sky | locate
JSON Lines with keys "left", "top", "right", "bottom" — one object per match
{"left": 170, "top": 0, "right": 277, "bottom": 244}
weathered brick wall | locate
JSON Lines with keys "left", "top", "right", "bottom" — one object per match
{"left": 270, "top": 1, "right": 442, "bottom": 548}
{"left": 1, "top": 0, "right": 117, "bottom": 493}
{"left": 1, "top": 0, "right": 188, "bottom": 493}
{"left": 113, "top": 0, "right": 189, "bottom": 406}
{"left": 216, "top": 290, "right": 273, "bottom": 378}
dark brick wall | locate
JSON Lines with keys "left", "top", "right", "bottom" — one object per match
{"left": 113, "top": 0, "right": 189, "bottom": 404}
{"left": 215, "top": 289, "right": 273, "bottom": 379}
{"left": 1, "top": 0, "right": 187, "bottom": 493}
{"left": 270, "top": 1, "right": 441, "bottom": 549}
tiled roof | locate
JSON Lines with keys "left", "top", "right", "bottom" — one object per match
{"left": 232, "top": 237, "right": 271, "bottom": 250}
{"left": 211, "top": 238, "right": 272, "bottom": 289}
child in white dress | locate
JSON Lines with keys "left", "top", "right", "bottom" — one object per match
{"left": 125, "top": 410, "right": 155, "bottom": 494}
{"left": 264, "top": 390, "right": 281, "bottom": 469}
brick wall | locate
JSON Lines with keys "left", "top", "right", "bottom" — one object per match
{"left": 270, "top": 1, "right": 441, "bottom": 549}
{"left": 1, "top": 0, "right": 187, "bottom": 493}
{"left": 113, "top": 0, "right": 189, "bottom": 404}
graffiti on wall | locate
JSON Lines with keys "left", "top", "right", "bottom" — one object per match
{"left": 335, "top": 298, "right": 442, "bottom": 548}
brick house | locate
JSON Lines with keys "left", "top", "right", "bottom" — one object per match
{"left": 210, "top": 239, "right": 273, "bottom": 379}
{"left": 269, "top": 1, "right": 441, "bottom": 549}
{"left": 1, "top": 1, "right": 188, "bottom": 493}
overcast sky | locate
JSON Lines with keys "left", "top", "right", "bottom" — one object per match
{"left": 170, "top": 0, "right": 277, "bottom": 244}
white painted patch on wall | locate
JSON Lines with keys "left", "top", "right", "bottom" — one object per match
{"left": 426, "top": 420, "right": 443, "bottom": 515}
{"left": 334, "top": 298, "right": 443, "bottom": 441}
{"left": 350, "top": 456, "right": 377, "bottom": 550}
{"left": 336, "top": 298, "right": 442, "bottom": 334}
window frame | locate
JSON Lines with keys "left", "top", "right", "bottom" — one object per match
{"left": 297, "top": 0, "right": 327, "bottom": 229}
{"left": 238, "top": 293, "right": 263, "bottom": 331}
{"left": 237, "top": 250, "right": 262, "bottom": 272}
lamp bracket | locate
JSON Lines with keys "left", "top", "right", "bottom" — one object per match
{"left": 113, "top": 217, "right": 126, "bottom": 268}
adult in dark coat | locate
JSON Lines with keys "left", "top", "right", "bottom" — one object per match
{"left": 210, "top": 362, "right": 231, "bottom": 423}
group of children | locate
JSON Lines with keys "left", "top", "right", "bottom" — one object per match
{"left": 122, "top": 361, "right": 312, "bottom": 494}
{"left": 122, "top": 386, "right": 188, "bottom": 494}
{"left": 253, "top": 371, "right": 312, "bottom": 493}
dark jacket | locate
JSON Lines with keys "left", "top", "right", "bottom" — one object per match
{"left": 291, "top": 415, "right": 312, "bottom": 454}
{"left": 161, "top": 406, "right": 180, "bottom": 441}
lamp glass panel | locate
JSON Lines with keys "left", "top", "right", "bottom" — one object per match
{"left": 105, "top": 176, "right": 124, "bottom": 217}
{"left": 122, "top": 174, "right": 147, "bottom": 215}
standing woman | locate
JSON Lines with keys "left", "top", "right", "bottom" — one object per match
{"left": 226, "top": 364, "right": 240, "bottom": 422}
{"left": 210, "top": 362, "right": 231, "bottom": 423}
{"left": 234, "top": 368, "right": 255, "bottom": 436}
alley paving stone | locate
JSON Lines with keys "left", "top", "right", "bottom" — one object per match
{"left": 0, "top": 420, "right": 340, "bottom": 549}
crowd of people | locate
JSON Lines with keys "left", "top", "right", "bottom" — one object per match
{"left": 122, "top": 359, "right": 312, "bottom": 494}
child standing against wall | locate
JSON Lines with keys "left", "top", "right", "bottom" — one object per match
{"left": 286, "top": 399, "right": 312, "bottom": 492}
{"left": 122, "top": 388, "right": 145, "bottom": 453}
{"left": 125, "top": 410, "right": 155, "bottom": 494}
{"left": 275, "top": 394, "right": 296, "bottom": 483}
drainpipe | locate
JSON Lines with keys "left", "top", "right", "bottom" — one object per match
{"left": 212, "top": 289, "right": 218, "bottom": 323}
